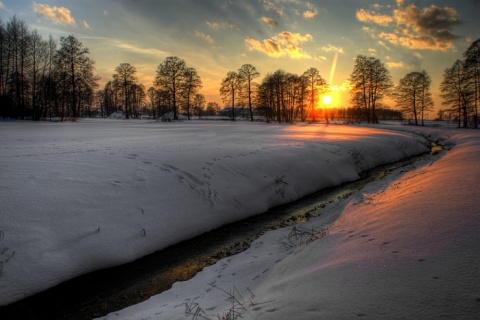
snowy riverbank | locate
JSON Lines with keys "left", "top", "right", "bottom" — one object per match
{"left": 98, "top": 125, "right": 480, "bottom": 320}
{"left": 0, "top": 119, "right": 431, "bottom": 308}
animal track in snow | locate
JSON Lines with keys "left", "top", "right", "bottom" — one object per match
{"left": 161, "top": 164, "right": 218, "bottom": 207}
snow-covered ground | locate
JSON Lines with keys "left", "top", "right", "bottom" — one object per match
{"left": 98, "top": 124, "right": 480, "bottom": 320}
{"left": 1, "top": 119, "right": 478, "bottom": 319}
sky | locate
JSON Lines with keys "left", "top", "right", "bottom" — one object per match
{"left": 1, "top": 0, "right": 480, "bottom": 113}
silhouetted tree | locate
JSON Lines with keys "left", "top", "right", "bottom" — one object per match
{"left": 55, "top": 35, "right": 97, "bottom": 119}
{"left": 154, "top": 56, "right": 186, "bottom": 120}
{"left": 257, "top": 69, "right": 314, "bottom": 123}
{"left": 303, "top": 67, "right": 327, "bottom": 122}
{"left": 238, "top": 64, "right": 260, "bottom": 121}
{"left": 181, "top": 67, "right": 202, "bottom": 120}
{"left": 193, "top": 93, "right": 206, "bottom": 119}
{"left": 394, "top": 70, "right": 433, "bottom": 126}
{"left": 349, "top": 55, "right": 393, "bottom": 123}
{"left": 220, "top": 71, "right": 243, "bottom": 121}
{"left": 464, "top": 38, "right": 480, "bottom": 128}
{"left": 440, "top": 60, "right": 475, "bottom": 128}
{"left": 113, "top": 63, "right": 137, "bottom": 119}
{"left": 205, "top": 101, "right": 219, "bottom": 116}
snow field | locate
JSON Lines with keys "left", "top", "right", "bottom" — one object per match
{"left": 1, "top": 119, "right": 430, "bottom": 309}
{"left": 99, "top": 126, "right": 480, "bottom": 320}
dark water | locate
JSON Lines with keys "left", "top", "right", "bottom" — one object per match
{"left": 0, "top": 152, "right": 436, "bottom": 320}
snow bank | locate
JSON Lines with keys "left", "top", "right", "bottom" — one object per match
{"left": 0, "top": 120, "right": 429, "bottom": 306}
{"left": 98, "top": 126, "right": 479, "bottom": 320}
{"left": 245, "top": 127, "right": 480, "bottom": 320}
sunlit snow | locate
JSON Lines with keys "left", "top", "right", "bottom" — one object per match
{"left": 1, "top": 120, "right": 478, "bottom": 319}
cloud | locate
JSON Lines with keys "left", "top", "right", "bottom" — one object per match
{"left": 321, "top": 44, "right": 344, "bottom": 54}
{"left": 245, "top": 31, "right": 313, "bottom": 58}
{"left": 206, "top": 21, "right": 220, "bottom": 29}
{"left": 356, "top": 9, "right": 393, "bottom": 26}
{"left": 386, "top": 61, "right": 404, "bottom": 68}
{"left": 262, "top": 0, "right": 284, "bottom": 17}
{"left": 82, "top": 20, "right": 91, "bottom": 30}
{"left": 261, "top": 17, "right": 278, "bottom": 28}
{"left": 0, "top": 1, "right": 4, "bottom": 10}
{"left": 377, "top": 40, "right": 391, "bottom": 50}
{"left": 303, "top": 10, "right": 317, "bottom": 19}
{"left": 108, "top": 39, "right": 169, "bottom": 57}
{"left": 206, "top": 21, "right": 240, "bottom": 31}
{"left": 303, "top": 2, "right": 317, "bottom": 19}
{"left": 245, "top": 38, "right": 283, "bottom": 57}
{"left": 357, "top": 2, "right": 462, "bottom": 51}
{"left": 32, "top": 2, "right": 76, "bottom": 25}
{"left": 413, "top": 52, "right": 423, "bottom": 59}
{"left": 392, "top": 3, "right": 461, "bottom": 50}
{"left": 194, "top": 30, "right": 214, "bottom": 44}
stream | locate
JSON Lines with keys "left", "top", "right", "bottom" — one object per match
{"left": 0, "top": 149, "right": 441, "bottom": 320}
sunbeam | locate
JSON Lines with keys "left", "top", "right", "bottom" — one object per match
{"left": 328, "top": 51, "right": 339, "bottom": 85}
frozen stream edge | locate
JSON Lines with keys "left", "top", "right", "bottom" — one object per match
{"left": 0, "top": 143, "right": 442, "bottom": 320}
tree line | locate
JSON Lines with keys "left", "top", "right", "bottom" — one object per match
{"left": 0, "top": 16, "right": 98, "bottom": 120}
{"left": 439, "top": 39, "right": 480, "bottom": 128}
{"left": 218, "top": 42, "right": 479, "bottom": 127}
{"left": 1, "top": 16, "right": 479, "bottom": 127}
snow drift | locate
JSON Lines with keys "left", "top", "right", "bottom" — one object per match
{"left": 0, "top": 120, "right": 429, "bottom": 306}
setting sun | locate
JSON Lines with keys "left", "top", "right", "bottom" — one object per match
{"left": 322, "top": 95, "right": 332, "bottom": 105}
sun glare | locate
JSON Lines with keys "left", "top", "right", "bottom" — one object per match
{"left": 322, "top": 95, "right": 332, "bottom": 105}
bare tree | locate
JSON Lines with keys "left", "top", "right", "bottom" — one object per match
{"left": 303, "top": 67, "right": 327, "bottom": 122}
{"left": 55, "top": 35, "right": 97, "bottom": 119}
{"left": 220, "top": 71, "right": 244, "bottom": 121}
{"left": 193, "top": 93, "right": 206, "bottom": 119}
{"left": 205, "top": 101, "right": 219, "bottom": 116}
{"left": 113, "top": 63, "right": 137, "bottom": 119}
{"left": 146, "top": 86, "right": 157, "bottom": 118}
{"left": 181, "top": 67, "right": 202, "bottom": 120}
{"left": 394, "top": 70, "right": 433, "bottom": 126}
{"left": 238, "top": 64, "right": 260, "bottom": 121}
{"left": 29, "top": 29, "right": 48, "bottom": 120}
{"left": 4, "top": 16, "right": 31, "bottom": 119}
{"left": 0, "top": 19, "right": 5, "bottom": 99}
{"left": 100, "top": 80, "right": 117, "bottom": 117}
{"left": 130, "top": 83, "right": 145, "bottom": 118}
{"left": 440, "top": 60, "right": 475, "bottom": 128}
{"left": 464, "top": 38, "right": 480, "bottom": 128}
{"left": 257, "top": 70, "right": 311, "bottom": 123}
{"left": 154, "top": 56, "right": 186, "bottom": 120}
{"left": 297, "top": 74, "right": 309, "bottom": 122}
{"left": 41, "top": 35, "right": 58, "bottom": 120}
{"left": 349, "top": 55, "right": 393, "bottom": 123}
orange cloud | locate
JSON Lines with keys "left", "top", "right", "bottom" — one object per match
{"left": 261, "top": 17, "right": 278, "bottom": 28}
{"left": 33, "top": 2, "right": 75, "bottom": 25}
{"left": 356, "top": 9, "right": 393, "bottom": 26}
{"left": 357, "top": 2, "right": 461, "bottom": 51}
{"left": 245, "top": 38, "right": 283, "bottom": 57}
{"left": 245, "top": 31, "right": 313, "bottom": 58}
{"left": 303, "top": 2, "right": 318, "bottom": 19}
{"left": 386, "top": 61, "right": 404, "bottom": 68}
{"left": 303, "top": 10, "right": 317, "bottom": 19}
